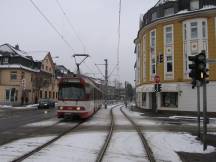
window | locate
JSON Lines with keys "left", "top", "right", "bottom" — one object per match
{"left": 49, "top": 91, "right": 51, "bottom": 98}
{"left": 190, "top": 0, "right": 199, "bottom": 10}
{"left": 151, "top": 12, "right": 157, "bottom": 21}
{"left": 5, "top": 89, "right": 10, "bottom": 101}
{"left": 41, "top": 64, "right": 44, "bottom": 69}
{"left": 53, "top": 92, "right": 55, "bottom": 98}
{"left": 10, "top": 71, "right": 17, "bottom": 80}
{"left": 164, "top": 8, "right": 174, "bottom": 16}
{"left": 202, "top": 21, "right": 207, "bottom": 38}
{"left": 161, "top": 92, "right": 178, "bottom": 108}
{"left": 165, "top": 27, "right": 172, "bottom": 44}
{"left": 45, "top": 91, "right": 47, "bottom": 98}
{"left": 164, "top": 25, "right": 174, "bottom": 76}
{"left": 40, "top": 90, "right": 43, "bottom": 98}
{"left": 143, "top": 34, "right": 147, "bottom": 81}
{"left": 56, "top": 92, "right": 58, "bottom": 99}
{"left": 150, "top": 30, "right": 156, "bottom": 79}
{"left": 3, "top": 57, "right": 9, "bottom": 64}
{"left": 46, "top": 66, "right": 48, "bottom": 71}
{"left": 191, "top": 22, "right": 198, "bottom": 39}
{"left": 142, "top": 93, "right": 146, "bottom": 106}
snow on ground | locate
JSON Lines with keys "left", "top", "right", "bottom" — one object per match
{"left": 103, "top": 132, "right": 148, "bottom": 162}
{"left": 23, "top": 118, "right": 60, "bottom": 127}
{"left": 0, "top": 136, "right": 56, "bottom": 162}
{"left": 24, "top": 132, "right": 107, "bottom": 162}
{"left": 145, "top": 132, "right": 215, "bottom": 162}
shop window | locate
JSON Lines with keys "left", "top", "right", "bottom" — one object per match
{"left": 164, "top": 7, "right": 174, "bottom": 16}
{"left": 161, "top": 92, "right": 178, "bottom": 108}
{"left": 10, "top": 71, "right": 17, "bottom": 80}
{"left": 190, "top": 0, "right": 199, "bottom": 10}
{"left": 142, "top": 93, "right": 146, "bottom": 106}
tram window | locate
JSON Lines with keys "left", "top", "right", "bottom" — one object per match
{"left": 59, "top": 84, "right": 85, "bottom": 100}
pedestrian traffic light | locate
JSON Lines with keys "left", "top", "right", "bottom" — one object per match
{"left": 159, "top": 54, "right": 163, "bottom": 63}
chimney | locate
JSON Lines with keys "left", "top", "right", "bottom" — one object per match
{"left": 15, "top": 44, "right": 19, "bottom": 50}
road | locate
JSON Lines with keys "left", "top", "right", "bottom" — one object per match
{"left": 0, "top": 107, "right": 57, "bottom": 146}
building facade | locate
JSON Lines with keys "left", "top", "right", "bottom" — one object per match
{"left": 134, "top": 0, "right": 216, "bottom": 112}
{"left": 0, "top": 44, "right": 59, "bottom": 106}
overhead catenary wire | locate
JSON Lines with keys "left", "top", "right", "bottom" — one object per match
{"left": 55, "top": 0, "right": 86, "bottom": 53}
{"left": 29, "top": 0, "right": 74, "bottom": 52}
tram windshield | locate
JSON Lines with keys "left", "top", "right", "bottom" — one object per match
{"left": 59, "top": 84, "right": 85, "bottom": 100}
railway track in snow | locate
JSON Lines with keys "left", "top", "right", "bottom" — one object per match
{"left": 11, "top": 105, "right": 119, "bottom": 162}
{"left": 96, "top": 106, "right": 156, "bottom": 162}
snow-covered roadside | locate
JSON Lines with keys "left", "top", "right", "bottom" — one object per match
{"left": 0, "top": 104, "right": 38, "bottom": 110}
{"left": 122, "top": 107, "right": 216, "bottom": 162}
{"left": 24, "top": 132, "right": 107, "bottom": 162}
{"left": 144, "top": 132, "right": 215, "bottom": 162}
{"left": 0, "top": 136, "right": 56, "bottom": 162}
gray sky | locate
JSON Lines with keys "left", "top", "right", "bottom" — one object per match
{"left": 0, "top": 0, "right": 157, "bottom": 85}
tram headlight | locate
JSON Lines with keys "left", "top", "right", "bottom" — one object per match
{"left": 59, "top": 106, "right": 63, "bottom": 110}
{"left": 76, "top": 107, "right": 81, "bottom": 110}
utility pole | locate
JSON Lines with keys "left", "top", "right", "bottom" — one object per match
{"left": 104, "top": 59, "right": 108, "bottom": 109}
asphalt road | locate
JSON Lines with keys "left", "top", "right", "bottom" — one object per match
{"left": 0, "top": 107, "right": 57, "bottom": 146}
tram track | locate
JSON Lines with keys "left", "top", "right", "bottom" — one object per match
{"left": 120, "top": 107, "right": 156, "bottom": 162}
{"left": 10, "top": 104, "right": 119, "bottom": 162}
{"left": 96, "top": 106, "right": 156, "bottom": 162}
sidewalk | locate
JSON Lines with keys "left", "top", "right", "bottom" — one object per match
{"left": 130, "top": 105, "right": 216, "bottom": 162}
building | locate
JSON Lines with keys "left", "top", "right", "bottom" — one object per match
{"left": 0, "top": 44, "right": 59, "bottom": 106}
{"left": 134, "top": 0, "right": 216, "bottom": 112}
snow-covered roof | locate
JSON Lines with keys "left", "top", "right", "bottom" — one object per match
{"left": 0, "top": 44, "right": 32, "bottom": 61}
{"left": 0, "top": 64, "right": 40, "bottom": 72}
{"left": 155, "top": 0, "right": 177, "bottom": 7}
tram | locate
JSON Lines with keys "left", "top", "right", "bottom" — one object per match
{"left": 57, "top": 75, "right": 103, "bottom": 119}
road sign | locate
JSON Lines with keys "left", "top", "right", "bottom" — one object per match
{"left": 154, "top": 75, "right": 160, "bottom": 83}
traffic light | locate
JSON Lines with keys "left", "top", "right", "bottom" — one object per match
{"left": 158, "top": 84, "right": 162, "bottom": 92}
{"left": 188, "top": 50, "right": 208, "bottom": 88}
{"left": 159, "top": 54, "right": 163, "bottom": 63}
{"left": 154, "top": 84, "right": 162, "bottom": 92}
{"left": 188, "top": 55, "right": 198, "bottom": 88}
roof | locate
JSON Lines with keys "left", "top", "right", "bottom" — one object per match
{"left": 155, "top": 0, "right": 177, "bottom": 7}
{"left": 0, "top": 44, "right": 33, "bottom": 61}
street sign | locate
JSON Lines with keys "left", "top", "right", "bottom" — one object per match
{"left": 154, "top": 75, "right": 160, "bottom": 83}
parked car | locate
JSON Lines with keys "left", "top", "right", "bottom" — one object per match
{"left": 38, "top": 99, "right": 55, "bottom": 109}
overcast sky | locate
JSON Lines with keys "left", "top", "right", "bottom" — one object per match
{"left": 0, "top": 0, "right": 158, "bottom": 85}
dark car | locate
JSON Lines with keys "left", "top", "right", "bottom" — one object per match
{"left": 38, "top": 99, "right": 55, "bottom": 109}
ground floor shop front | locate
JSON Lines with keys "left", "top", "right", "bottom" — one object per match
{"left": 136, "top": 82, "right": 216, "bottom": 113}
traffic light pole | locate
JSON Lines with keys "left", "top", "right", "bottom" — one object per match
{"left": 203, "top": 80, "right": 208, "bottom": 150}
{"left": 196, "top": 80, "right": 201, "bottom": 139}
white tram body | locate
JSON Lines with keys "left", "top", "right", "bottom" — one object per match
{"left": 57, "top": 75, "right": 103, "bottom": 119}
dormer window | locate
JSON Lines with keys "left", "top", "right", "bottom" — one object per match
{"left": 190, "top": 0, "right": 199, "bottom": 10}
{"left": 151, "top": 12, "right": 157, "bottom": 21}
{"left": 164, "top": 7, "right": 174, "bottom": 16}
{"left": 3, "top": 57, "right": 9, "bottom": 64}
